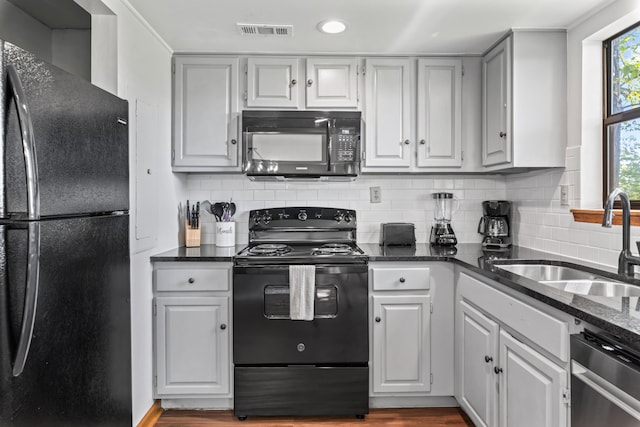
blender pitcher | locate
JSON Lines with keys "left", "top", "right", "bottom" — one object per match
{"left": 430, "top": 192, "right": 458, "bottom": 246}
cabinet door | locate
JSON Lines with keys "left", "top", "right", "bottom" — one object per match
{"left": 458, "top": 301, "right": 499, "bottom": 427}
{"left": 372, "top": 295, "right": 431, "bottom": 393}
{"left": 246, "top": 57, "right": 299, "bottom": 108}
{"left": 155, "top": 296, "right": 230, "bottom": 396}
{"left": 363, "top": 59, "right": 412, "bottom": 167}
{"left": 305, "top": 58, "right": 358, "bottom": 108}
{"left": 482, "top": 37, "right": 512, "bottom": 166}
{"left": 498, "top": 329, "right": 568, "bottom": 427}
{"left": 173, "top": 56, "right": 239, "bottom": 171}
{"left": 416, "top": 58, "right": 462, "bottom": 168}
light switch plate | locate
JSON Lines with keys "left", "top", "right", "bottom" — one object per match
{"left": 560, "top": 185, "right": 569, "bottom": 206}
{"left": 370, "top": 186, "right": 381, "bottom": 203}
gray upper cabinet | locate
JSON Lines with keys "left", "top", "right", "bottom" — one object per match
{"left": 305, "top": 58, "right": 358, "bottom": 108}
{"left": 363, "top": 58, "right": 413, "bottom": 168}
{"left": 482, "top": 30, "right": 567, "bottom": 170}
{"left": 172, "top": 56, "right": 240, "bottom": 172}
{"left": 246, "top": 57, "right": 300, "bottom": 108}
{"left": 416, "top": 58, "right": 463, "bottom": 168}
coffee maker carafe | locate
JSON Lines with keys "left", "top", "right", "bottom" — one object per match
{"left": 430, "top": 192, "right": 458, "bottom": 246}
{"left": 478, "top": 200, "right": 512, "bottom": 249}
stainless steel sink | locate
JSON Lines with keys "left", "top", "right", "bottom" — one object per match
{"left": 494, "top": 263, "right": 640, "bottom": 297}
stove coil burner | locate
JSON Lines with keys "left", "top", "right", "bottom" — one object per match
{"left": 312, "top": 243, "right": 354, "bottom": 256}
{"left": 248, "top": 243, "right": 292, "bottom": 256}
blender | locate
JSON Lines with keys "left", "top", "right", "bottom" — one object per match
{"left": 430, "top": 192, "right": 458, "bottom": 246}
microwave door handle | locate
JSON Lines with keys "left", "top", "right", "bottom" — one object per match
{"left": 326, "top": 120, "right": 334, "bottom": 171}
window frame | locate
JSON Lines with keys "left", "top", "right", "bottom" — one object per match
{"left": 603, "top": 22, "right": 640, "bottom": 210}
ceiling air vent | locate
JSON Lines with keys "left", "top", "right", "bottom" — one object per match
{"left": 237, "top": 23, "right": 293, "bottom": 37}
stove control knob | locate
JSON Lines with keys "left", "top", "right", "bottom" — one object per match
{"left": 263, "top": 213, "right": 272, "bottom": 224}
{"left": 298, "top": 211, "right": 308, "bottom": 221}
{"left": 334, "top": 211, "right": 344, "bottom": 222}
{"left": 344, "top": 212, "right": 353, "bottom": 223}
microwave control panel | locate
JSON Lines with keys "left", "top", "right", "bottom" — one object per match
{"left": 335, "top": 128, "right": 358, "bottom": 162}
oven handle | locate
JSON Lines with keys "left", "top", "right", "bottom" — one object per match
{"left": 572, "top": 360, "right": 640, "bottom": 420}
{"left": 234, "top": 264, "right": 368, "bottom": 274}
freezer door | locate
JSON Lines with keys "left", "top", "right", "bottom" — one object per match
{"left": 2, "top": 41, "right": 129, "bottom": 219}
{"left": 0, "top": 215, "right": 131, "bottom": 427}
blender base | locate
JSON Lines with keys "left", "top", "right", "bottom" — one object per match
{"left": 430, "top": 224, "right": 457, "bottom": 246}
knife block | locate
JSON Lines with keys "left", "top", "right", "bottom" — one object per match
{"left": 184, "top": 220, "right": 201, "bottom": 248}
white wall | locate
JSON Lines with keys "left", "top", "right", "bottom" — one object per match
{"left": 87, "top": 0, "right": 186, "bottom": 424}
{"left": 0, "top": 0, "right": 52, "bottom": 60}
{"left": 186, "top": 174, "right": 506, "bottom": 245}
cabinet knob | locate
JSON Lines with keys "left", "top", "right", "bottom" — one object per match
{"left": 220, "top": 324, "right": 227, "bottom": 330}
{"left": 399, "top": 277, "right": 405, "bottom": 283}
{"left": 375, "top": 317, "right": 381, "bottom": 323}
{"left": 419, "top": 139, "right": 426, "bottom": 145}
{"left": 231, "top": 139, "right": 237, "bottom": 145}
{"left": 484, "top": 355, "right": 493, "bottom": 363}
{"left": 307, "top": 79, "right": 313, "bottom": 86}
{"left": 499, "top": 132, "right": 507, "bottom": 138}
{"left": 188, "top": 278, "right": 195, "bottom": 284}
{"left": 494, "top": 366, "right": 503, "bottom": 374}
{"left": 403, "top": 139, "right": 410, "bottom": 145}
{"left": 291, "top": 79, "right": 297, "bottom": 85}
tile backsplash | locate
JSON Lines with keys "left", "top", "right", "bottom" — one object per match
{"left": 507, "top": 146, "right": 640, "bottom": 269}
{"left": 186, "top": 174, "right": 507, "bottom": 245}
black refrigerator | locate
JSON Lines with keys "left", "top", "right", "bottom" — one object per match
{"left": 0, "top": 41, "right": 132, "bottom": 426}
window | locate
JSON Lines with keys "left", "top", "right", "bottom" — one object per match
{"left": 604, "top": 23, "right": 640, "bottom": 209}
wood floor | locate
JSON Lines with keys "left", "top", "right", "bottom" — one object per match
{"left": 154, "top": 408, "right": 475, "bottom": 426}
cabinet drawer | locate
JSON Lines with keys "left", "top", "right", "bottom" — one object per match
{"left": 371, "top": 267, "right": 430, "bottom": 291}
{"left": 458, "top": 272, "right": 569, "bottom": 362}
{"left": 155, "top": 265, "right": 231, "bottom": 292}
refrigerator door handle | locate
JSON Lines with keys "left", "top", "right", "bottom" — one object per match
{"left": 6, "top": 65, "right": 40, "bottom": 220}
{"left": 12, "top": 222, "right": 41, "bottom": 376}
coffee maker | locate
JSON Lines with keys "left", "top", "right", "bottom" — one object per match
{"left": 430, "top": 192, "right": 457, "bottom": 246}
{"left": 478, "top": 200, "right": 512, "bottom": 250}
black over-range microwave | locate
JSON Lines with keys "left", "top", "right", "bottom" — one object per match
{"left": 242, "top": 110, "right": 361, "bottom": 180}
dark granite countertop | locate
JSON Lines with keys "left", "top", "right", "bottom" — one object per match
{"left": 151, "top": 242, "right": 640, "bottom": 345}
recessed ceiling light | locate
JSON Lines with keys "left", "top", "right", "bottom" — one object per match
{"left": 317, "top": 20, "right": 347, "bottom": 34}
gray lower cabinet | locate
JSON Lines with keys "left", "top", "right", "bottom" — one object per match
{"left": 369, "top": 262, "right": 454, "bottom": 399}
{"left": 153, "top": 262, "right": 232, "bottom": 399}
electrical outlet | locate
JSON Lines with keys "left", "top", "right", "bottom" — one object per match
{"left": 560, "top": 185, "right": 569, "bottom": 206}
{"left": 370, "top": 186, "right": 382, "bottom": 203}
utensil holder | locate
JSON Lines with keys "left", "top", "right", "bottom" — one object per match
{"left": 216, "top": 222, "right": 235, "bottom": 247}
{"left": 185, "top": 220, "right": 201, "bottom": 248}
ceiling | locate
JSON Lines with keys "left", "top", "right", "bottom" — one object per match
{"left": 7, "top": 0, "right": 90, "bottom": 29}
{"left": 127, "top": 0, "right": 613, "bottom": 55}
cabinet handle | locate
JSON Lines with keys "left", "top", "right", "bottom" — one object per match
{"left": 375, "top": 317, "right": 381, "bottom": 323}
{"left": 403, "top": 139, "right": 410, "bottom": 145}
{"left": 220, "top": 324, "right": 227, "bottom": 330}
{"left": 307, "top": 79, "right": 313, "bottom": 86}
{"left": 399, "top": 277, "right": 405, "bottom": 283}
{"left": 484, "top": 355, "right": 493, "bottom": 363}
{"left": 188, "top": 278, "right": 195, "bottom": 284}
{"left": 494, "top": 366, "right": 503, "bottom": 374}
{"left": 291, "top": 79, "right": 297, "bottom": 85}
{"left": 419, "top": 139, "right": 426, "bottom": 145}
{"left": 231, "top": 139, "right": 237, "bottom": 145}
{"left": 499, "top": 132, "right": 507, "bottom": 138}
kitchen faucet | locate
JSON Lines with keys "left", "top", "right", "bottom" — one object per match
{"left": 602, "top": 188, "right": 640, "bottom": 277}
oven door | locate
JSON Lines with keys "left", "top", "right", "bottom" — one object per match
{"left": 243, "top": 128, "right": 330, "bottom": 177}
{"left": 233, "top": 264, "right": 368, "bottom": 364}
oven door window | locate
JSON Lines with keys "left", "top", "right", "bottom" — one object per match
{"left": 264, "top": 285, "right": 337, "bottom": 319}
{"left": 249, "top": 130, "right": 327, "bottom": 163}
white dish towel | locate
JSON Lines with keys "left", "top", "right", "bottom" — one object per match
{"left": 289, "top": 265, "right": 315, "bottom": 321}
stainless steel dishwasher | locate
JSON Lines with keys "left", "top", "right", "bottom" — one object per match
{"left": 571, "top": 330, "right": 640, "bottom": 426}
